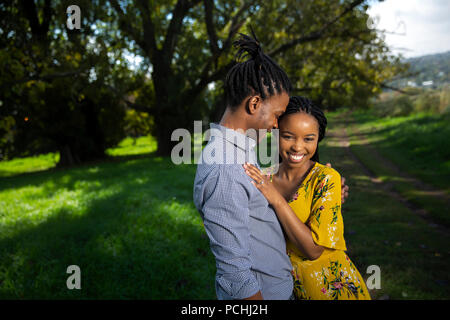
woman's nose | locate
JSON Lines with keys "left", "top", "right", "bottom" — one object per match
{"left": 291, "top": 141, "right": 305, "bottom": 152}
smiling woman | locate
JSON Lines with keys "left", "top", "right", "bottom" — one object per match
{"left": 244, "top": 96, "right": 370, "bottom": 300}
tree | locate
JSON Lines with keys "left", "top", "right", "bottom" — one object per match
{"left": 1, "top": 0, "right": 407, "bottom": 162}
{"left": 111, "top": 0, "right": 403, "bottom": 156}
{"left": 0, "top": 0, "right": 139, "bottom": 165}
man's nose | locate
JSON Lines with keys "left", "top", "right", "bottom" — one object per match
{"left": 273, "top": 119, "right": 278, "bottom": 129}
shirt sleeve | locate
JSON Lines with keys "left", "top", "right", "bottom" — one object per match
{"left": 308, "top": 167, "right": 347, "bottom": 251}
{"left": 200, "top": 165, "right": 260, "bottom": 299}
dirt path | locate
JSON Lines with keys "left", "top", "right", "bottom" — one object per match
{"left": 329, "top": 117, "right": 449, "bottom": 236}
{"left": 348, "top": 120, "right": 450, "bottom": 202}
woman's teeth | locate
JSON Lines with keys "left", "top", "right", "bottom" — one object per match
{"left": 289, "top": 153, "right": 305, "bottom": 162}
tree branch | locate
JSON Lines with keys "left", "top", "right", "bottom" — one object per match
{"left": 268, "top": 0, "right": 366, "bottom": 56}
{"left": 203, "top": 0, "right": 219, "bottom": 56}
{"left": 135, "top": 0, "right": 159, "bottom": 59}
{"left": 162, "top": 0, "right": 202, "bottom": 61}
{"left": 221, "top": 0, "right": 256, "bottom": 54}
{"left": 124, "top": 99, "right": 153, "bottom": 113}
{"left": 197, "top": 0, "right": 255, "bottom": 85}
{"left": 183, "top": 0, "right": 255, "bottom": 104}
{"left": 379, "top": 83, "right": 412, "bottom": 95}
{"left": 6, "top": 68, "right": 88, "bottom": 86}
{"left": 19, "top": 0, "right": 52, "bottom": 44}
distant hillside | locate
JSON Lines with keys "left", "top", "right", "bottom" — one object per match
{"left": 389, "top": 51, "right": 450, "bottom": 89}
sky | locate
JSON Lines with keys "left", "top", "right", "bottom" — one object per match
{"left": 367, "top": 0, "right": 450, "bottom": 58}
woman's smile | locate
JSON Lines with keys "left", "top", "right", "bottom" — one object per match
{"left": 287, "top": 152, "right": 306, "bottom": 163}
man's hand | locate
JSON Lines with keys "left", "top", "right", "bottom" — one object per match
{"left": 326, "top": 163, "right": 349, "bottom": 204}
{"left": 243, "top": 291, "right": 263, "bottom": 300}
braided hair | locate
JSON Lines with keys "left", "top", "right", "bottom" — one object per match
{"left": 278, "top": 96, "right": 328, "bottom": 162}
{"left": 225, "top": 30, "right": 292, "bottom": 109}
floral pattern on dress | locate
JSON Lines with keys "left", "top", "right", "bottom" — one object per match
{"left": 285, "top": 162, "right": 371, "bottom": 300}
{"left": 319, "top": 260, "right": 366, "bottom": 300}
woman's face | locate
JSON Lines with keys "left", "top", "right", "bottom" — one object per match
{"left": 278, "top": 112, "right": 319, "bottom": 167}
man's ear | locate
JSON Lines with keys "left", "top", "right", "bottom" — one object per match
{"left": 246, "top": 95, "right": 262, "bottom": 115}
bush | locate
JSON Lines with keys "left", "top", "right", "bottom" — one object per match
{"left": 412, "top": 90, "right": 441, "bottom": 113}
{"left": 372, "top": 86, "right": 450, "bottom": 117}
{"left": 372, "top": 94, "right": 413, "bottom": 117}
{"left": 439, "top": 84, "right": 450, "bottom": 113}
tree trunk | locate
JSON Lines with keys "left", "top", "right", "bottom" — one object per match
{"left": 155, "top": 129, "right": 175, "bottom": 157}
{"left": 57, "top": 144, "right": 78, "bottom": 167}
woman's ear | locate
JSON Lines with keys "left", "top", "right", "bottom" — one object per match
{"left": 246, "top": 95, "right": 262, "bottom": 115}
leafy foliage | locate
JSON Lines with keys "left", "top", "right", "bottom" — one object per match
{"left": 0, "top": 0, "right": 139, "bottom": 164}
{"left": 0, "top": 0, "right": 407, "bottom": 160}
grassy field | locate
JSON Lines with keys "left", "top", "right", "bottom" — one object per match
{"left": 0, "top": 111, "right": 449, "bottom": 299}
{"left": 0, "top": 136, "right": 215, "bottom": 299}
{"left": 348, "top": 110, "right": 450, "bottom": 191}
{"left": 320, "top": 111, "right": 449, "bottom": 299}
{"left": 346, "top": 110, "right": 450, "bottom": 227}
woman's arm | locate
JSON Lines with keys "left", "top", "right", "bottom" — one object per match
{"left": 271, "top": 197, "right": 325, "bottom": 260}
{"left": 243, "top": 163, "right": 324, "bottom": 260}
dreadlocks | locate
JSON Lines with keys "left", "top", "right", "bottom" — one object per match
{"left": 224, "top": 31, "right": 292, "bottom": 109}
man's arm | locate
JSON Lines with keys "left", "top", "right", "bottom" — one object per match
{"left": 200, "top": 166, "right": 262, "bottom": 300}
{"left": 326, "top": 163, "right": 349, "bottom": 203}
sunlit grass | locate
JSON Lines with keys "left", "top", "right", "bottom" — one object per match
{"left": 346, "top": 110, "right": 450, "bottom": 226}
{"left": 0, "top": 135, "right": 214, "bottom": 299}
{"left": 0, "top": 153, "right": 59, "bottom": 177}
{"left": 349, "top": 111, "right": 450, "bottom": 191}
{"left": 321, "top": 112, "right": 450, "bottom": 300}
{"left": 105, "top": 135, "right": 157, "bottom": 157}
{"left": 0, "top": 135, "right": 157, "bottom": 178}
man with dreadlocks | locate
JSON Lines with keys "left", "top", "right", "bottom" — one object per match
{"left": 193, "top": 32, "right": 294, "bottom": 300}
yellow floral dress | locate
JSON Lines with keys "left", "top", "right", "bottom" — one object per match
{"left": 269, "top": 162, "right": 371, "bottom": 300}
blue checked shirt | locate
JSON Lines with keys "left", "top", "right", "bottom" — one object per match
{"left": 193, "top": 123, "right": 293, "bottom": 300}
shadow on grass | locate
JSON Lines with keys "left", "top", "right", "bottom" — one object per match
{"left": 0, "top": 151, "right": 163, "bottom": 191}
{"left": 0, "top": 157, "right": 215, "bottom": 299}
{"left": 0, "top": 149, "right": 161, "bottom": 180}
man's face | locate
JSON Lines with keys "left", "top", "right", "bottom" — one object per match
{"left": 254, "top": 92, "right": 289, "bottom": 141}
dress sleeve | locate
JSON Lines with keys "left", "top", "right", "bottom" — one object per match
{"left": 307, "top": 168, "right": 347, "bottom": 251}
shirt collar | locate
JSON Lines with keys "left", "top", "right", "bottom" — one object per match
{"left": 209, "top": 123, "right": 257, "bottom": 152}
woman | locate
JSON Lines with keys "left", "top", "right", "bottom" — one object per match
{"left": 243, "top": 96, "right": 370, "bottom": 300}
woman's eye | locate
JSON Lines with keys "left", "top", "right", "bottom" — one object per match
{"left": 305, "top": 138, "right": 314, "bottom": 142}
{"left": 282, "top": 135, "right": 293, "bottom": 139}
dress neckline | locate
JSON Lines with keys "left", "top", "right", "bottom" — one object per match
{"left": 270, "top": 162, "right": 319, "bottom": 202}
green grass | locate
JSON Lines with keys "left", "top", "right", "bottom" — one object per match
{"left": 105, "top": 135, "right": 157, "bottom": 157}
{"left": 320, "top": 112, "right": 450, "bottom": 299}
{"left": 0, "top": 153, "right": 60, "bottom": 178}
{"left": 0, "top": 136, "right": 215, "bottom": 299}
{"left": 349, "top": 110, "right": 450, "bottom": 191}
{"left": 0, "top": 135, "right": 157, "bottom": 178}
{"left": 345, "top": 110, "right": 450, "bottom": 226}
